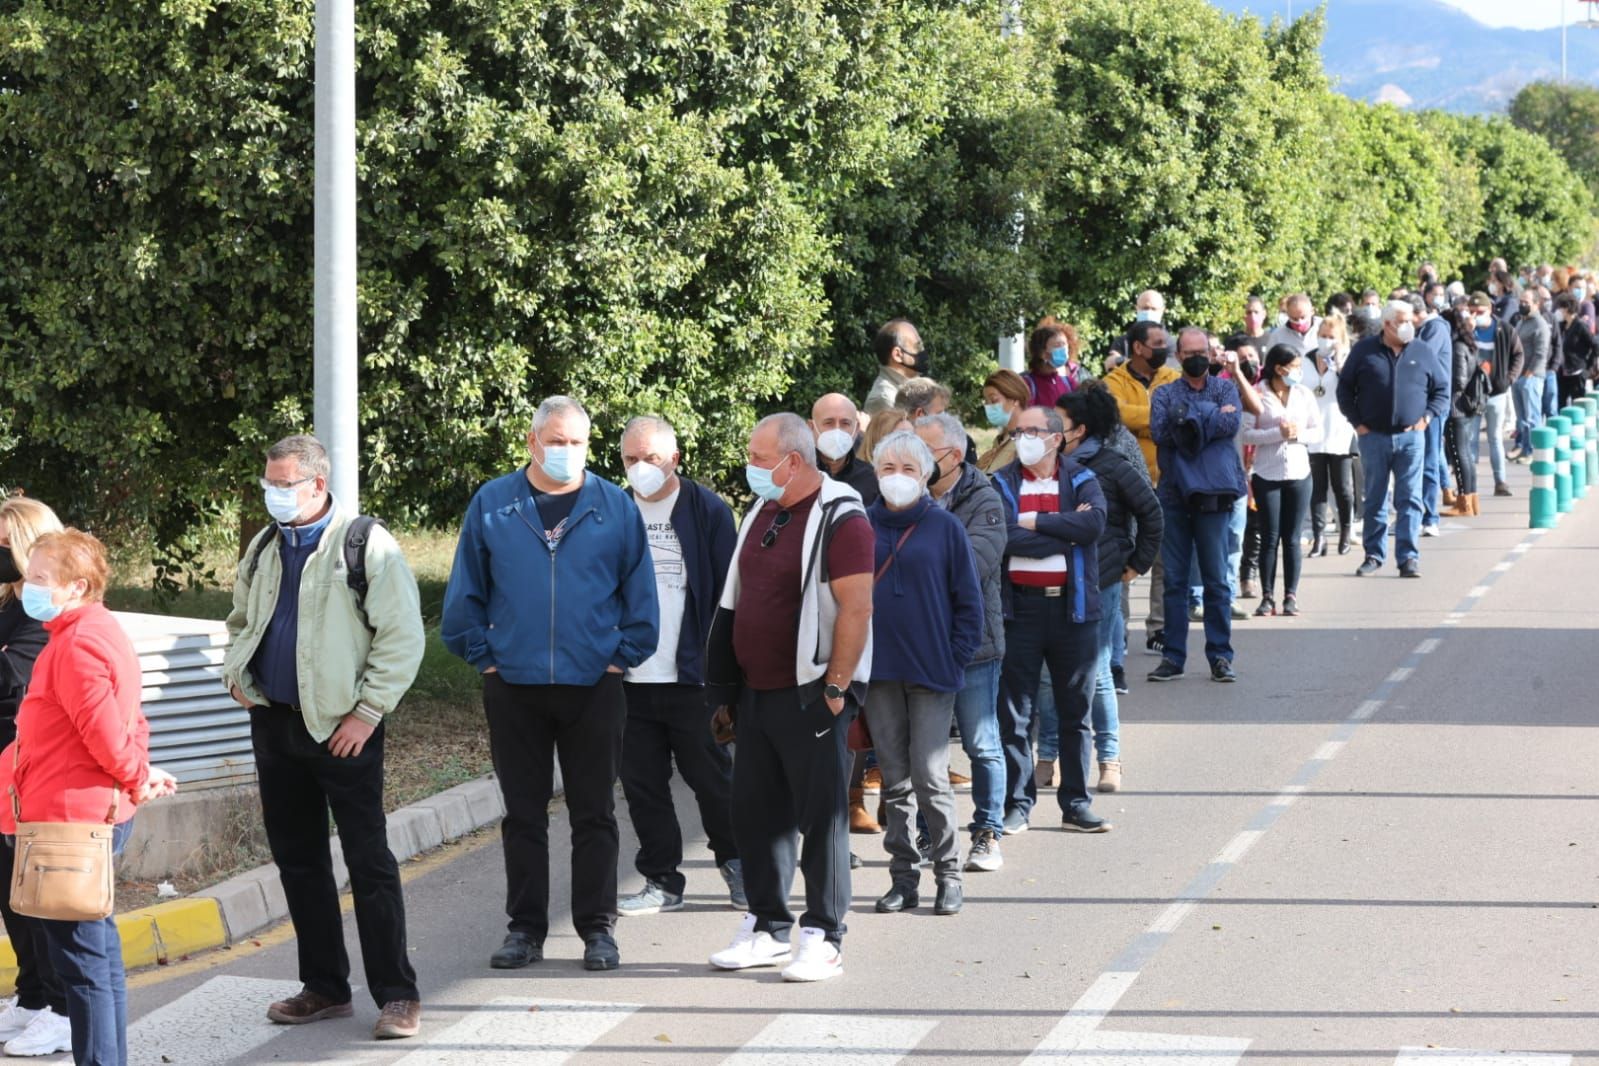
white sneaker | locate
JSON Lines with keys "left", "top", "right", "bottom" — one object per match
{"left": 780, "top": 927, "right": 843, "bottom": 983}
{"left": 0, "top": 1002, "right": 40, "bottom": 1044}
{"left": 708, "top": 913, "right": 792, "bottom": 970}
{"left": 4, "top": 1010, "right": 72, "bottom": 1057}
{"left": 1420, "top": 524, "right": 1440, "bottom": 537}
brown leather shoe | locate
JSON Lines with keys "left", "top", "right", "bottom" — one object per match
{"left": 374, "top": 999, "right": 422, "bottom": 1039}
{"left": 267, "top": 987, "right": 353, "bottom": 1025}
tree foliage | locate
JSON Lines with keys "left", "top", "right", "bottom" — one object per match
{"left": 1509, "top": 80, "right": 1599, "bottom": 201}
{"left": 2, "top": 0, "right": 1594, "bottom": 577}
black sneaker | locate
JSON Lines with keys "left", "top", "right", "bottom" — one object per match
{"left": 1210, "top": 659, "right": 1237, "bottom": 683}
{"left": 1146, "top": 660, "right": 1183, "bottom": 682}
{"left": 1355, "top": 557, "right": 1382, "bottom": 577}
{"left": 849, "top": 851, "right": 863, "bottom": 870}
{"left": 1399, "top": 559, "right": 1421, "bottom": 578}
{"left": 1111, "top": 665, "right": 1129, "bottom": 694}
{"left": 582, "top": 933, "right": 620, "bottom": 971}
{"left": 1144, "top": 631, "right": 1166, "bottom": 656}
{"left": 489, "top": 933, "right": 542, "bottom": 970}
{"left": 1061, "top": 808, "right": 1111, "bottom": 833}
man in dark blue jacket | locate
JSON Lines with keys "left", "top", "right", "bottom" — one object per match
{"left": 991, "top": 407, "right": 1109, "bottom": 836}
{"left": 1336, "top": 302, "right": 1449, "bottom": 578}
{"left": 1413, "top": 292, "right": 1454, "bottom": 534}
{"left": 442, "top": 395, "right": 658, "bottom": 974}
{"left": 1147, "top": 343, "right": 1248, "bottom": 685}
{"left": 613, "top": 416, "right": 743, "bottom": 919}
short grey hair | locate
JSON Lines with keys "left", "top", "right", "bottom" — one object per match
{"left": 915, "top": 413, "right": 968, "bottom": 453}
{"left": 266, "top": 434, "right": 330, "bottom": 479}
{"left": 622, "top": 415, "right": 678, "bottom": 455}
{"left": 872, "top": 430, "right": 936, "bottom": 484}
{"left": 1382, "top": 299, "right": 1415, "bottom": 325}
{"left": 1026, "top": 406, "right": 1065, "bottom": 435}
{"left": 754, "top": 412, "right": 817, "bottom": 468}
{"left": 532, "top": 395, "right": 591, "bottom": 434}
{"left": 895, "top": 377, "right": 951, "bottom": 414}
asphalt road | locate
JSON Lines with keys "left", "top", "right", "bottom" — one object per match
{"left": 122, "top": 451, "right": 1599, "bottom": 1066}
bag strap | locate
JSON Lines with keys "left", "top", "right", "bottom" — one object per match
{"left": 873, "top": 523, "right": 918, "bottom": 585}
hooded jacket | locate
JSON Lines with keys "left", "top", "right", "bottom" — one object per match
{"left": 990, "top": 457, "right": 1107, "bottom": 625}
{"left": 939, "top": 462, "right": 1007, "bottom": 664}
{"left": 1071, "top": 438, "right": 1164, "bottom": 591}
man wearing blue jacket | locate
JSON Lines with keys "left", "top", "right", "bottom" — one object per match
{"left": 991, "top": 406, "right": 1109, "bottom": 836}
{"left": 441, "top": 395, "right": 658, "bottom": 974}
{"left": 613, "top": 415, "right": 743, "bottom": 918}
{"left": 1336, "top": 301, "right": 1450, "bottom": 579}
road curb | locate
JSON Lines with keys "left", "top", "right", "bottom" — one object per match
{"left": 0, "top": 773, "right": 513, "bottom": 992}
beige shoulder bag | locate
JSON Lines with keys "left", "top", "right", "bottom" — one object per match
{"left": 9, "top": 715, "right": 129, "bottom": 922}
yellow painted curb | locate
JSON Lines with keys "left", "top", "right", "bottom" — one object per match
{"left": 0, "top": 897, "right": 227, "bottom": 994}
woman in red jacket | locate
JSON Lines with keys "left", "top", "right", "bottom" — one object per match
{"left": 0, "top": 497, "right": 72, "bottom": 1058}
{"left": 3, "top": 529, "right": 175, "bottom": 1066}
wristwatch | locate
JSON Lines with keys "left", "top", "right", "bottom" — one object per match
{"left": 824, "top": 683, "right": 846, "bottom": 702}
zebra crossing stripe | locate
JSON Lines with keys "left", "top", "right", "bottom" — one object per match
{"left": 126, "top": 975, "right": 303, "bottom": 1065}
{"left": 722, "top": 1013, "right": 940, "bottom": 1065}
{"left": 1395, "top": 1048, "right": 1572, "bottom": 1066}
{"left": 390, "top": 997, "right": 640, "bottom": 1065}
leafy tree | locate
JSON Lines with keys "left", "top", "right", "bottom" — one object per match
{"left": 1509, "top": 80, "right": 1599, "bottom": 201}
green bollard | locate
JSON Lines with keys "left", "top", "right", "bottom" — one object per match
{"left": 1562, "top": 406, "right": 1589, "bottom": 500}
{"left": 1578, "top": 398, "right": 1599, "bottom": 488}
{"left": 1550, "top": 415, "right": 1573, "bottom": 514}
{"left": 1530, "top": 425, "right": 1558, "bottom": 529}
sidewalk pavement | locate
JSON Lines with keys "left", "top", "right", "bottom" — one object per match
{"left": 0, "top": 773, "right": 521, "bottom": 993}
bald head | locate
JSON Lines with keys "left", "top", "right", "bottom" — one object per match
{"left": 810, "top": 393, "right": 860, "bottom": 434}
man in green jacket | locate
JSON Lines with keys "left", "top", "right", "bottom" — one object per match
{"left": 223, "top": 434, "right": 426, "bottom": 1041}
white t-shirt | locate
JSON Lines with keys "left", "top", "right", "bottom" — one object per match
{"left": 627, "top": 487, "right": 686, "bottom": 684}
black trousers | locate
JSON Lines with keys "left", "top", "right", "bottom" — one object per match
{"left": 1252, "top": 474, "right": 1312, "bottom": 598}
{"left": 1309, "top": 453, "right": 1355, "bottom": 540}
{"left": 483, "top": 672, "right": 625, "bottom": 941}
{"left": 1445, "top": 415, "right": 1478, "bottom": 495}
{"left": 0, "top": 719, "right": 66, "bottom": 1016}
{"left": 998, "top": 590, "right": 1099, "bottom": 817}
{"left": 731, "top": 687, "right": 852, "bottom": 946}
{"left": 620, "top": 682, "right": 736, "bottom": 896}
{"left": 1557, "top": 373, "right": 1587, "bottom": 408}
{"left": 251, "top": 704, "right": 418, "bottom": 1007}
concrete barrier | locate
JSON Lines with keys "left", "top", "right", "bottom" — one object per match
{"left": 1530, "top": 426, "right": 1557, "bottom": 529}
{"left": 1561, "top": 406, "right": 1588, "bottom": 500}
{"left": 1550, "top": 415, "right": 1573, "bottom": 514}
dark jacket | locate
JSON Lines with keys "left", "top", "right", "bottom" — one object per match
{"left": 1417, "top": 315, "right": 1453, "bottom": 389}
{"left": 826, "top": 451, "right": 880, "bottom": 505}
{"left": 1072, "top": 438, "right": 1164, "bottom": 590}
{"left": 866, "top": 497, "right": 984, "bottom": 693}
{"left": 1450, "top": 337, "right": 1477, "bottom": 418}
{"left": 1336, "top": 333, "right": 1449, "bottom": 434}
{"left": 1150, "top": 375, "right": 1248, "bottom": 505}
{"left": 1558, "top": 316, "right": 1598, "bottom": 377}
{"left": 442, "top": 468, "right": 659, "bottom": 685}
{"left": 659, "top": 478, "right": 737, "bottom": 686}
{"left": 990, "top": 457, "right": 1107, "bottom": 625}
{"left": 1482, "top": 319, "right": 1525, "bottom": 396}
{"left": 0, "top": 597, "right": 47, "bottom": 742}
{"left": 942, "top": 462, "right": 1006, "bottom": 664}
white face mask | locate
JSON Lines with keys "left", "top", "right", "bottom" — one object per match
{"left": 1394, "top": 322, "right": 1416, "bottom": 345}
{"left": 878, "top": 473, "right": 923, "bottom": 509}
{"left": 1015, "top": 435, "right": 1049, "bottom": 466}
{"left": 625, "top": 462, "right": 668, "bottom": 497}
{"left": 815, "top": 428, "right": 854, "bottom": 461}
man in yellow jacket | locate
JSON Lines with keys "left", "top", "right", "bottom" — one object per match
{"left": 1100, "top": 321, "right": 1179, "bottom": 655}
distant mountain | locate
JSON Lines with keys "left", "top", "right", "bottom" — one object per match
{"left": 1208, "top": 0, "right": 1599, "bottom": 113}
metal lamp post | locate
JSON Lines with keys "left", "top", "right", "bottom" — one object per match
{"left": 313, "top": 0, "right": 359, "bottom": 509}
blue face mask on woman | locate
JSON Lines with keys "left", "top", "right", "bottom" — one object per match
{"left": 984, "top": 402, "right": 1010, "bottom": 427}
{"left": 1050, "top": 346, "right": 1068, "bottom": 369}
{"left": 21, "top": 582, "right": 65, "bottom": 623}
{"left": 1285, "top": 369, "right": 1303, "bottom": 388}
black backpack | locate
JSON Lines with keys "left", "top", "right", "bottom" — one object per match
{"left": 1456, "top": 365, "right": 1490, "bottom": 418}
{"left": 244, "top": 515, "right": 384, "bottom": 626}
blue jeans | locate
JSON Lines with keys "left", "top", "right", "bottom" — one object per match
{"left": 1543, "top": 371, "right": 1560, "bottom": 419}
{"left": 1191, "top": 494, "right": 1246, "bottom": 603}
{"left": 1091, "top": 582, "right": 1122, "bottom": 762}
{"left": 42, "top": 818, "right": 133, "bottom": 1066}
{"left": 1482, "top": 392, "right": 1509, "bottom": 485}
{"left": 1112, "top": 582, "right": 1128, "bottom": 671}
{"left": 1513, "top": 374, "right": 1545, "bottom": 454}
{"left": 1159, "top": 500, "right": 1234, "bottom": 670}
{"left": 1358, "top": 429, "right": 1424, "bottom": 566}
{"left": 1422, "top": 417, "right": 1444, "bottom": 524}
{"left": 951, "top": 658, "right": 1005, "bottom": 835}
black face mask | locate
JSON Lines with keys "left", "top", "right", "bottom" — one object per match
{"left": 1146, "top": 345, "right": 1171, "bottom": 365}
{"left": 0, "top": 549, "right": 19, "bottom": 585}
{"left": 908, "top": 347, "right": 931, "bottom": 375}
{"left": 1182, "top": 354, "right": 1211, "bottom": 378}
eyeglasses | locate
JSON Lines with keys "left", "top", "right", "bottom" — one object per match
{"left": 1013, "top": 427, "right": 1058, "bottom": 440}
{"left": 259, "top": 476, "right": 314, "bottom": 492}
{"left": 760, "top": 509, "right": 792, "bottom": 548}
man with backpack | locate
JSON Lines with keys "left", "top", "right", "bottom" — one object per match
{"left": 223, "top": 434, "right": 427, "bottom": 1040}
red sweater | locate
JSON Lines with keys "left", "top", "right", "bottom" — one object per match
{"left": 1, "top": 602, "right": 148, "bottom": 832}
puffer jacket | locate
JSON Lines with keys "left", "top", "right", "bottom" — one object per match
{"left": 1072, "top": 438, "right": 1164, "bottom": 591}
{"left": 943, "top": 462, "right": 1007, "bottom": 665}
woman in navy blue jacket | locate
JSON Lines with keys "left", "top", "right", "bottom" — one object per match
{"left": 863, "top": 432, "right": 983, "bottom": 919}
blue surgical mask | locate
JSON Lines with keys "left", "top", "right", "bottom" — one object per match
{"left": 745, "top": 455, "right": 790, "bottom": 502}
{"left": 539, "top": 443, "right": 587, "bottom": 483}
{"left": 1050, "top": 346, "right": 1068, "bottom": 368}
{"left": 984, "top": 402, "right": 1010, "bottom": 428}
{"left": 21, "top": 582, "right": 64, "bottom": 623}
{"left": 1135, "top": 309, "right": 1161, "bottom": 323}
{"left": 1573, "top": 286, "right": 1587, "bottom": 301}
{"left": 1285, "top": 369, "right": 1303, "bottom": 388}
{"left": 263, "top": 485, "right": 304, "bottom": 524}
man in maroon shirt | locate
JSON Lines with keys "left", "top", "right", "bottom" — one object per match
{"left": 704, "top": 413, "right": 874, "bottom": 983}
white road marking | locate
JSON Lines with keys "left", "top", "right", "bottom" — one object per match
{"left": 1027, "top": 971, "right": 1249, "bottom": 1062}
{"left": 1147, "top": 900, "right": 1197, "bottom": 934}
{"left": 391, "top": 997, "right": 639, "bottom": 1065}
{"left": 723, "top": 1013, "right": 939, "bottom": 1065}
{"left": 1387, "top": 666, "right": 1414, "bottom": 683}
{"left": 1213, "top": 830, "right": 1263, "bottom": 866}
{"left": 1414, "top": 638, "right": 1441, "bottom": 655}
{"left": 1028, "top": 972, "right": 1141, "bottom": 1049}
{"left": 1312, "top": 740, "right": 1346, "bottom": 761}
{"left": 1492, "top": 561, "right": 1514, "bottom": 573}
{"left": 1395, "top": 1049, "right": 1572, "bottom": 1066}
{"left": 1467, "top": 585, "right": 1491, "bottom": 598}
{"left": 127, "top": 975, "right": 302, "bottom": 1065}
{"left": 1350, "top": 700, "right": 1384, "bottom": 721}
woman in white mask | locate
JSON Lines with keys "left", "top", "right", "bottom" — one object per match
{"left": 862, "top": 432, "right": 984, "bottom": 918}
{"left": 1305, "top": 312, "right": 1357, "bottom": 557}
